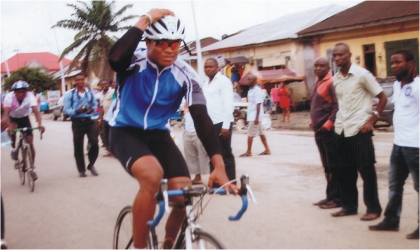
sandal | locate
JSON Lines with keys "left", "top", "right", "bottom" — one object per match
{"left": 259, "top": 151, "right": 271, "bottom": 155}
{"left": 239, "top": 153, "right": 252, "bottom": 157}
{"left": 360, "top": 213, "right": 380, "bottom": 221}
{"left": 320, "top": 201, "right": 342, "bottom": 209}
{"left": 331, "top": 210, "right": 357, "bottom": 217}
{"left": 313, "top": 199, "right": 329, "bottom": 206}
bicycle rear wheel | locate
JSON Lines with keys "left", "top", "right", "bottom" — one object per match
{"left": 15, "top": 147, "right": 25, "bottom": 185}
{"left": 181, "top": 229, "right": 225, "bottom": 249}
{"left": 25, "top": 145, "right": 35, "bottom": 192}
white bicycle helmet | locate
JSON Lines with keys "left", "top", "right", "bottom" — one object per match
{"left": 12, "top": 80, "right": 29, "bottom": 90}
{"left": 144, "top": 15, "right": 186, "bottom": 40}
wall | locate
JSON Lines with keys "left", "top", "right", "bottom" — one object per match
{"left": 316, "top": 20, "right": 419, "bottom": 78}
{"left": 202, "top": 40, "right": 306, "bottom": 79}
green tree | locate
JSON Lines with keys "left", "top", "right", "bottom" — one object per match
{"left": 3, "top": 67, "right": 58, "bottom": 93}
{"left": 53, "top": 0, "right": 138, "bottom": 80}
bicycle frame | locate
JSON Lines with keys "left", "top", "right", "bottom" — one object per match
{"left": 148, "top": 175, "right": 258, "bottom": 249}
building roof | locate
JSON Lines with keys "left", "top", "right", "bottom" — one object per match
{"left": 202, "top": 4, "right": 346, "bottom": 52}
{"left": 179, "top": 37, "right": 219, "bottom": 61}
{"left": 1, "top": 52, "right": 72, "bottom": 74}
{"left": 298, "top": 1, "right": 419, "bottom": 36}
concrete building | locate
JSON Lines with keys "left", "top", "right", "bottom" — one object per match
{"left": 297, "top": 0, "right": 419, "bottom": 88}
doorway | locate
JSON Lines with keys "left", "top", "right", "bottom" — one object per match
{"left": 364, "top": 44, "right": 376, "bottom": 76}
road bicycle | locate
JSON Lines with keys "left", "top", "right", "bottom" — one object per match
{"left": 113, "top": 174, "right": 257, "bottom": 249}
{"left": 10, "top": 127, "right": 41, "bottom": 192}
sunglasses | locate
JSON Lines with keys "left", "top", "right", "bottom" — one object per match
{"left": 151, "top": 40, "right": 181, "bottom": 50}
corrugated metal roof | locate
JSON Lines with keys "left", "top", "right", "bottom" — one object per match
{"left": 298, "top": 1, "right": 419, "bottom": 35}
{"left": 202, "top": 4, "right": 346, "bottom": 52}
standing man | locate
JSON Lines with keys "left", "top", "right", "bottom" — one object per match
{"left": 203, "top": 58, "right": 236, "bottom": 181}
{"left": 310, "top": 57, "right": 341, "bottom": 209}
{"left": 239, "top": 73, "right": 271, "bottom": 157}
{"left": 98, "top": 79, "right": 115, "bottom": 157}
{"left": 369, "top": 49, "right": 419, "bottom": 239}
{"left": 64, "top": 73, "right": 99, "bottom": 177}
{"left": 330, "top": 43, "right": 386, "bottom": 220}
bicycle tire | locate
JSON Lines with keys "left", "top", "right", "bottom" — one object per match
{"left": 16, "top": 146, "right": 25, "bottom": 185}
{"left": 113, "top": 206, "right": 156, "bottom": 249}
{"left": 113, "top": 206, "right": 133, "bottom": 249}
{"left": 25, "top": 145, "right": 35, "bottom": 192}
{"left": 180, "top": 229, "right": 225, "bottom": 249}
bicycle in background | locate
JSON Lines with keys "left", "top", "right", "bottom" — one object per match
{"left": 10, "top": 127, "right": 42, "bottom": 192}
{"left": 113, "top": 174, "right": 257, "bottom": 249}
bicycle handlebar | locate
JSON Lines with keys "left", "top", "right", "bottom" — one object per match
{"left": 12, "top": 127, "right": 42, "bottom": 140}
{"left": 147, "top": 174, "right": 257, "bottom": 227}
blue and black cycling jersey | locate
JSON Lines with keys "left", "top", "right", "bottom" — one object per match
{"left": 108, "top": 27, "right": 220, "bottom": 157}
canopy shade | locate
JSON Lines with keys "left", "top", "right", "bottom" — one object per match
{"left": 238, "top": 69, "right": 305, "bottom": 85}
{"left": 225, "top": 56, "right": 249, "bottom": 64}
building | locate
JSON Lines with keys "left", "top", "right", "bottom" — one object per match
{"left": 297, "top": 0, "right": 419, "bottom": 88}
{"left": 1, "top": 52, "right": 74, "bottom": 94}
{"left": 200, "top": 4, "right": 346, "bottom": 107}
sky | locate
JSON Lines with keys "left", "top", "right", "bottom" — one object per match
{"left": 0, "top": 0, "right": 363, "bottom": 62}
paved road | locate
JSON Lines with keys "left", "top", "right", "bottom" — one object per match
{"left": 1, "top": 114, "right": 418, "bottom": 249}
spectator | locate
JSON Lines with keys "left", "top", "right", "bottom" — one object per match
{"left": 182, "top": 101, "right": 210, "bottom": 184}
{"left": 309, "top": 57, "right": 341, "bottom": 209}
{"left": 369, "top": 49, "right": 419, "bottom": 239}
{"left": 98, "top": 79, "right": 115, "bottom": 157}
{"left": 63, "top": 73, "right": 99, "bottom": 177}
{"left": 330, "top": 43, "right": 386, "bottom": 221}
{"left": 203, "top": 58, "right": 236, "bottom": 182}
{"left": 278, "top": 81, "right": 291, "bottom": 122}
{"left": 239, "top": 73, "right": 271, "bottom": 157}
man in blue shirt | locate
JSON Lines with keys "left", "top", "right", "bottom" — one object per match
{"left": 64, "top": 73, "right": 99, "bottom": 177}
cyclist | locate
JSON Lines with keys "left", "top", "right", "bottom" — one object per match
{"left": 1, "top": 80, "right": 45, "bottom": 180}
{"left": 108, "top": 9, "right": 238, "bottom": 249}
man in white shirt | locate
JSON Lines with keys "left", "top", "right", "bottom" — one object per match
{"left": 203, "top": 58, "right": 236, "bottom": 181}
{"left": 369, "top": 49, "right": 419, "bottom": 239}
{"left": 330, "top": 43, "right": 387, "bottom": 221}
{"left": 239, "top": 73, "right": 271, "bottom": 157}
{"left": 98, "top": 79, "right": 115, "bottom": 157}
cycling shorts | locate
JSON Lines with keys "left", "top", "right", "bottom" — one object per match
{"left": 109, "top": 127, "right": 190, "bottom": 179}
{"left": 10, "top": 116, "right": 33, "bottom": 136}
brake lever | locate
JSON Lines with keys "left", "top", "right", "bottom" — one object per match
{"left": 240, "top": 175, "right": 258, "bottom": 204}
{"left": 160, "top": 179, "right": 170, "bottom": 213}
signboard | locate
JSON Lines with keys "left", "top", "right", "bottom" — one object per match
{"left": 47, "top": 90, "right": 60, "bottom": 109}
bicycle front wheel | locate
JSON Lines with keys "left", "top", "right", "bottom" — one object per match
{"left": 16, "top": 147, "right": 25, "bottom": 185}
{"left": 181, "top": 229, "right": 225, "bottom": 249}
{"left": 25, "top": 145, "right": 35, "bottom": 192}
{"left": 113, "top": 206, "right": 133, "bottom": 249}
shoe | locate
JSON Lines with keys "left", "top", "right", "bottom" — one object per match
{"left": 88, "top": 165, "right": 99, "bottom": 176}
{"left": 331, "top": 209, "right": 358, "bottom": 217}
{"left": 406, "top": 227, "right": 419, "bottom": 239}
{"left": 361, "top": 212, "right": 380, "bottom": 221}
{"left": 79, "top": 172, "right": 87, "bottom": 177}
{"left": 103, "top": 151, "right": 113, "bottom": 157}
{"left": 29, "top": 168, "right": 38, "bottom": 181}
{"left": 320, "top": 201, "right": 342, "bottom": 209}
{"left": 1, "top": 239, "right": 7, "bottom": 249}
{"left": 313, "top": 198, "right": 329, "bottom": 206}
{"left": 369, "top": 219, "right": 399, "bottom": 231}
{"left": 11, "top": 148, "right": 18, "bottom": 161}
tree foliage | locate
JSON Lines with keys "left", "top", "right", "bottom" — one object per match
{"left": 53, "top": 1, "right": 138, "bottom": 80}
{"left": 3, "top": 67, "right": 58, "bottom": 93}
